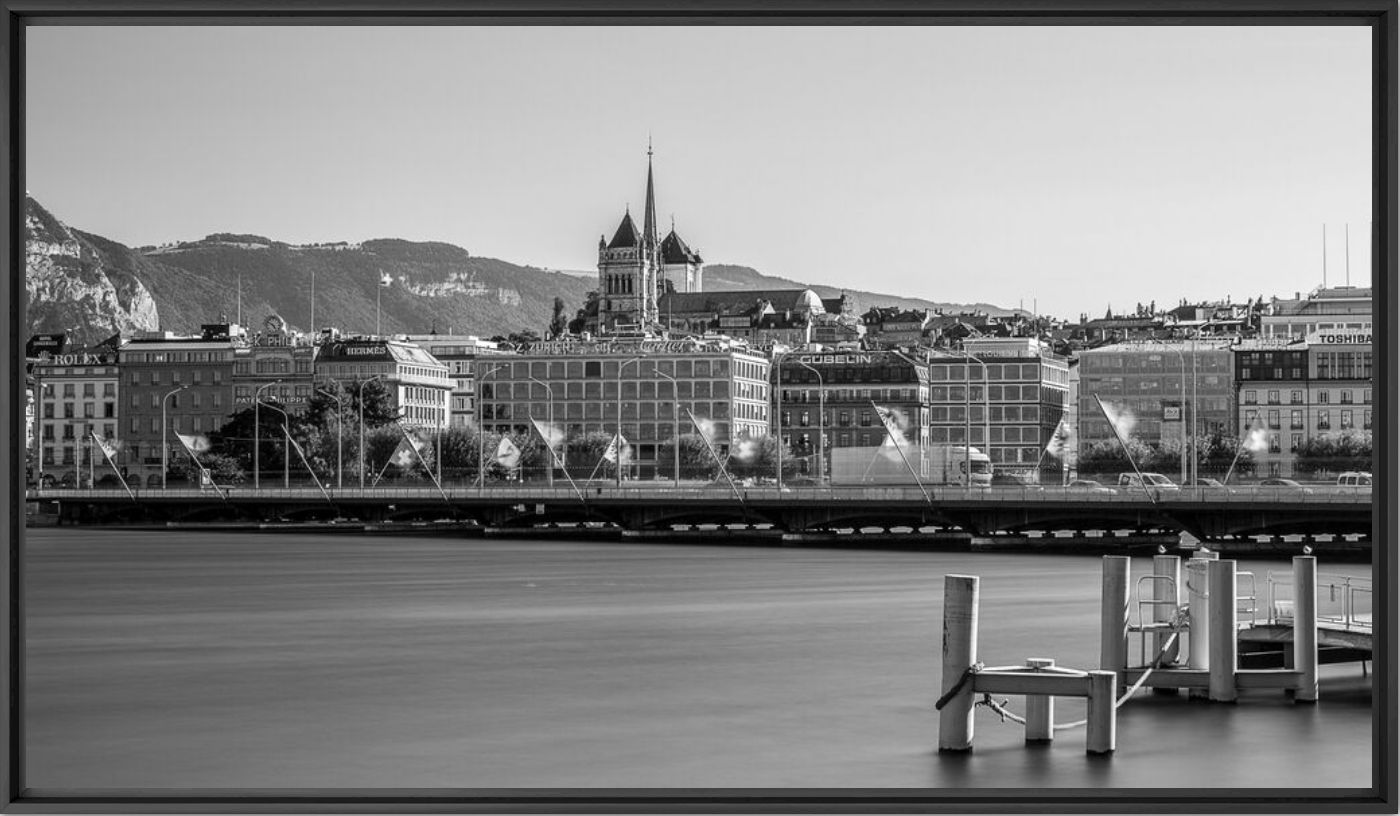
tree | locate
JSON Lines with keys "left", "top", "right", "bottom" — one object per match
{"left": 1293, "top": 432, "right": 1373, "bottom": 477}
{"left": 1075, "top": 438, "right": 1157, "bottom": 478}
{"left": 548, "top": 297, "right": 569, "bottom": 339}
{"left": 727, "top": 435, "right": 801, "bottom": 481}
{"left": 658, "top": 433, "right": 722, "bottom": 481}
{"left": 167, "top": 451, "right": 247, "bottom": 486}
{"left": 567, "top": 292, "right": 600, "bottom": 336}
{"left": 564, "top": 430, "right": 620, "bottom": 477}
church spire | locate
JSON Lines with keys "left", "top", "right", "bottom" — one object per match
{"left": 643, "top": 139, "right": 658, "bottom": 251}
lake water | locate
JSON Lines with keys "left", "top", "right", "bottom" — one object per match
{"left": 22, "top": 529, "right": 1375, "bottom": 792}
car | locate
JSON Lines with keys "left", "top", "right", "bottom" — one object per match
{"left": 1336, "top": 472, "right": 1372, "bottom": 488}
{"left": 991, "top": 472, "right": 1043, "bottom": 492}
{"left": 1117, "top": 472, "right": 1180, "bottom": 493}
{"left": 1066, "top": 479, "right": 1117, "bottom": 496}
{"left": 1256, "top": 477, "right": 1314, "bottom": 495}
{"left": 1186, "top": 478, "right": 1235, "bottom": 494}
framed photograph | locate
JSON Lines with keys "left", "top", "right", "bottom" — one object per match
{"left": 5, "top": 1, "right": 1395, "bottom": 812}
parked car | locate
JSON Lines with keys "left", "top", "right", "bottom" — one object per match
{"left": 1186, "top": 477, "right": 1234, "bottom": 494}
{"left": 1117, "top": 473, "right": 1180, "bottom": 496}
{"left": 1336, "top": 471, "right": 1372, "bottom": 488}
{"left": 991, "top": 472, "right": 1043, "bottom": 492}
{"left": 1256, "top": 477, "right": 1314, "bottom": 495}
{"left": 1066, "top": 479, "right": 1117, "bottom": 496}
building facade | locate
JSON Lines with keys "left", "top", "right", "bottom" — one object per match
{"left": 32, "top": 345, "right": 122, "bottom": 486}
{"left": 1260, "top": 285, "right": 1371, "bottom": 339}
{"left": 119, "top": 326, "right": 240, "bottom": 485}
{"left": 929, "top": 338, "right": 1071, "bottom": 477}
{"left": 1076, "top": 340, "right": 1237, "bottom": 466}
{"left": 773, "top": 350, "right": 929, "bottom": 459}
{"left": 403, "top": 334, "right": 508, "bottom": 429}
{"left": 315, "top": 338, "right": 452, "bottom": 431}
{"left": 231, "top": 318, "right": 317, "bottom": 416}
{"left": 1235, "top": 331, "right": 1373, "bottom": 477}
{"left": 478, "top": 338, "right": 770, "bottom": 476}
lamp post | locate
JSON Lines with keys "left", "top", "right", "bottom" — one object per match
{"left": 944, "top": 350, "right": 989, "bottom": 489}
{"left": 792, "top": 360, "right": 825, "bottom": 485}
{"left": 258, "top": 399, "right": 290, "bottom": 488}
{"left": 160, "top": 384, "right": 190, "bottom": 490}
{"left": 653, "top": 365, "right": 679, "bottom": 485}
{"left": 315, "top": 384, "right": 344, "bottom": 489}
{"left": 252, "top": 380, "right": 282, "bottom": 490}
{"left": 774, "top": 352, "right": 786, "bottom": 490}
{"left": 476, "top": 363, "right": 508, "bottom": 490}
{"left": 617, "top": 356, "right": 644, "bottom": 487}
{"left": 529, "top": 376, "right": 555, "bottom": 487}
{"left": 1152, "top": 339, "right": 1191, "bottom": 485}
{"left": 357, "top": 374, "right": 383, "bottom": 490}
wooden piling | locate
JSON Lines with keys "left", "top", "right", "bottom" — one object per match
{"left": 939, "top": 574, "right": 979, "bottom": 752}
{"left": 1207, "top": 559, "right": 1238, "bottom": 703}
{"left": 1292, "top": 555, "right": 1318, "bottom": 703}
{"left": 1024, "top": 658, "right": 1056, "bottom": 743}
{"left": 1100, "top": 556, "right": 1130, "bottom": 691}
{"left": 1085, "top": 670, "right": 1117, "bottom": 755}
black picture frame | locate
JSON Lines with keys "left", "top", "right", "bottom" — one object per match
{"left": 3, "top": 2, "right": 1395, "bottom": 812}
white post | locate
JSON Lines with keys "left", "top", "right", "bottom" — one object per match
{"left": 1208, "top": 559, "right": 1238, "bottom": 703}
{"left": 1152, "top": 554, "right": 1181, "bottom": 667}
{"left": 1024, "top": 658, "right": 1055, "bottom": 743}
{"left": 1100, "top": 556, "right": 1130, "bottom": 691}
{"left": 1085, "top": 670, "right": 1117, "bottom": 755}
{"left": 1186, "top": 551, "right": 1217, "bottom": 699}
{"left": 938, "top": 574, "right": 979, "bottom": 753}
{"left": 1292, "top": 555, "right": 1318, "bottom": 703}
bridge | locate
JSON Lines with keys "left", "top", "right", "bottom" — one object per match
{"left": 28, "top": 485, "right": 1373, "bottom": 551}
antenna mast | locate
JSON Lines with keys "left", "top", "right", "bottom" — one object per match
{"left": 1345, "top": 223, "right": 1350, "bottom": 286}
{"left": 1322, "top": 224, "right": 1327, "bottom": 288}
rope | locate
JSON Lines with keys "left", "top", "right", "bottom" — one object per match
{"left": 934, "top": 662, "right": 984, "bottom": 711}
{"left": 959, "top": 607, "right": 1187, "bottom": 732}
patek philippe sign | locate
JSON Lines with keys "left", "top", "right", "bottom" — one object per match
{"left": 1307, "top": 332, "right": 1372, "bottom": 346}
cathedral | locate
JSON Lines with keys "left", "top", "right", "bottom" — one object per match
{"left": 594, "top": 148, "right": 703, "bottom": 334}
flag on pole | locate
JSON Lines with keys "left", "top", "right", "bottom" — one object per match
{"left": 390, "top": 434, "right": 424, "bottom": 468}
{"left": 602, "top": 432, "right": 627, "bottom": 464}
{"left": 175, "top": 432, "right": 211, "bottom": 455}
{"left": 495, "top": 437, "right": 521, "bottom": 468}
{"left": 1044, "top": 418, "right": 1071, "bottom": 460}
{"left": 379, "top": 270, "right": 392, "bottom": 288}
{"left": 872, "top": 403, "right": 905, "bottom": 445}
{"left": 93, "top": 434, "right": 120, "bottom": 461}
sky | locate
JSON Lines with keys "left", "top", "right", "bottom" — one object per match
{"left": 25, "top": 25, "right": 1373, "bottom": 320}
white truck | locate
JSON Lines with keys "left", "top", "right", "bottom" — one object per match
{"left": 830, "top": 445, "right": 992, "bottom": 488}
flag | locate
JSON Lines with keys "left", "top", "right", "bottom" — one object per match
{"left": 175, "top": 432, "right": 210, "bottom": 455}
{"left": 602, "top": 432, "right": 627, "bottom": 464}
{"left": 495, "top": 437, "right": 521, "bottom": 468}
{"left": 390, "top": 434, "right": 424, "bottom": 468}
{"left": 872, "top": 403, "right": 904, "bottom": 444}
{"left": 93, "top": 433, "right": 119, "bottom": 461}
{"left": 379, "top": 270, "right": 392, "bottom": 287}
{"left": 1044, "top": 418, "right": 1071, "bottom": 459}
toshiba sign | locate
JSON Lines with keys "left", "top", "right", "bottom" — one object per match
{"left": 1308, "top": 332, "right": 1372, "bottom": 346}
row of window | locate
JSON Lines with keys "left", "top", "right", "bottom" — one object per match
{"left": 779, "top": 407, "right": 932, "bottom": 428}
{"left": 122, "top": 350, "right": 231, "bottom": 364}
{"left": 1080, "top": 353, "right": 1231, "bottom": 372}
{"left": 127, "top": 369, "right": 225, "bottom": 386}
{"left": 41, "top": 402, "right": 116, "bottom": 419}
{"left": 930, "top": 363, "right": 1047, "bottom": 382}
{"left": 930, "top": 384, "right": 1043, "bottom": 403}
{"left": 1242, "top": 388, "right": 1371, "bottom": 405}
{"left": 785, "top": 365, "right": 917, "bottom": 384}
{"left": 486, "top": 379, "right": 745, "bottom": 401}
{"left": 481, "top": 421, "right": 732, "bottom": 443}
{"left": 483, "top": 401, "right": 737, "bottom": 421}
{"left": 931, "top": 404, "right": 1044, "bottom": 424}
{"left": 495, "top": 358, "right": 751, "bottom": 381}
{"left": 779, "top": 388, "right": 922, "bottom": 403}
{"left": 40, "top": 382, "right": 116, "bottom": 398}
{"left": 1244, "top": 408, "right": 1372, "bottom": 431}
{"left": 40, "top": 422, "right": 117, "bottom": 441}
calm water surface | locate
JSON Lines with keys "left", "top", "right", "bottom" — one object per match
{"left": 23, "top": 529, "right": 1374, "bottom": 790}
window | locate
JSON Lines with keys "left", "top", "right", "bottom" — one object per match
{"left": 63, "top": 403, "right": 74, "bottom": 419}
{"left": 1267, "top": 390, "right": 1279, "bottom": 405}
{"left": 1341, "top": 410, "right": 1353, "bottom": 430}
{"left": 1317, "top": 410, "right": 1331, "bottom": 431}
{"left": 62, "top": 383, "right": 75, "bottom": 398}
{"left": 42, "top": 404, "right": 53, "bottom": 419}
{"left": 41, "top": 425, "right": 53, "bottom": 441}
{"left": 1290, "top": 390, "right": 1303, "bottom": 404}
{"left": 1291, "top": 434, "right": 1302, "bottom": 452}
{"left": 1268, "top": 434, "right": 1280, "bottom": 454}
{"left": 82, "top": 383, "right": 95, "bottom": 398}
{"left": 1317, "top": 390, "right": 1329, "bottom": 404}
{"left": 1340, "top": 390, "right": 1353, "bottom": 404}
{"left": 83, "top": 402, "right": 94, "bottom": 418}
{"left": 1290, "top": 410, "right": 1303, "bottom": 430}
{"left": 1364, "top": 409, "right": 1372, "bottom": 430}
{"left": 1243, "top": 390, "right": 1256, "bottom": 405}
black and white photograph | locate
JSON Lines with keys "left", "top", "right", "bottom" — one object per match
{"left": 7, "top": 5, "right": 1394, "bottom": 811}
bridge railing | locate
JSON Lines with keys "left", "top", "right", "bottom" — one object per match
{"left": 1265, "top": 571, "right": 1373, "bottom": 631}
{"left": 26, "top": 484, "right": 1376, "bottom": 504}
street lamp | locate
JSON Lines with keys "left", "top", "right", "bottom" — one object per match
{"left": 357, "top": 374, "right": 383, "bottom": 490}
{"left": 774, "top": 352, "right": 786, "bottom": 490}
{"left": 258, "top": 398, "right": 291, "bottom": 488}
{"left": 943, "top": 350, "right": 989, "bottom": 490}
{"left": 1151, "top": 338, "right": 1192, "bottom": 485}
{"left": 617, "top": 356, "right": 644, "bottom": 487}
{"left": 792, "top": 359, "right": 825, "bottom": 485}
{"left": 528, "top": 376, "right": 555, "bottom": 487}
{"left": 315, "top": 384, "right": 344, "bottom": 489}
{"left": 475, "top": 364, "right": 509, "bottom": 490}
{"left": 160, "top": 384, "right": 190, "bottom": 490}
{"left": 652, "top": 365, "right": 679, "bottom": 485}
{"left": 252, "top": 379, "right": 282, "bottom": 489}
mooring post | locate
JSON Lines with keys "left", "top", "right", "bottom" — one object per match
{"left": 1024, "top": 658, "right": 1055, "bottom": 743}
{"left": 1100, "top": 556, "right": 1130, "bottom": 692}
{"left": 1292, "top": 555, "right": 1318, "bottom": 703}
{"left": 1085, "top": 670, "right": 1117, "bottom": 755}
{"left": 1152, "top": 554, "right": 1181, "bottom": 667}
{"left": 1185, "top": 551, "right": 1217, "bottom": 699}
{"left": 939, "top": 574, "right": 979, "bottom": 752}
{"left": 1207, "top": 558, "right": 1238, "bottom": 703}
